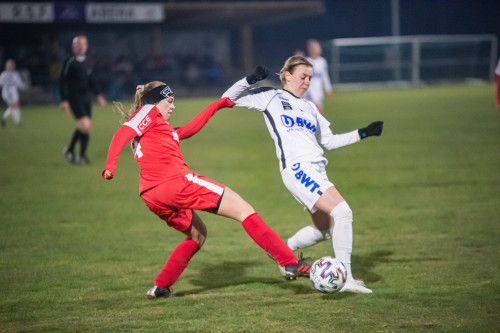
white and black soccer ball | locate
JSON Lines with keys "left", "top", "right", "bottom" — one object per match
{"left": 310, "top": 256, "right": 347, "bottom": 293}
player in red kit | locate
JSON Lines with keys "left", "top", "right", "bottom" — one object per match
{"left": 102, "top": 81, "right": 310, "bottom": 299}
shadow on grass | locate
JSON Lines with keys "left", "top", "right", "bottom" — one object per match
{"left": 174, "top": 249, "right": 393, "bottom": 298}
{"left": 351, "top": 249, "right": 393, "bottom": 284}
{"left": 175, "top": 259, "right": 313, "bottom": 297}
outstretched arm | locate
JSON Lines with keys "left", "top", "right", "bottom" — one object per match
{"left": 102, "top": 125, "right": 137, "bottom": 179}
{"left": 176, "top": 97, "right": 235, "bottom": 140}
{"left": 320, "top": 118, "right": 384, "bottom": 150}
{"left": 222, "top": 65, "right": 269, "bottom": 101}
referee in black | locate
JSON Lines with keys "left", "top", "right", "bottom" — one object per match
{"left": 60, "top": 35, "right": 106, "bottom": 165}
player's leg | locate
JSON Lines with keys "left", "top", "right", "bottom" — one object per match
{"left": 287, "top": 210, "right": 332, "bottom": 250}
{"left": 76, "top": 115, "right": 91, "bottom": 164}
{"left": 64, "top": 99, "right": 83, "bottom": 163}
{"left": 314, "top": 186, "right": 372, "bottom": 293}
{"left": 281, "top": 162, "right": 333, "bottom": 250}
{"left": 148, "top": 212, "right": 206, "bottom": 298}
{"left": 1, "top": 107, "right": 11, "bottom": 127}
{"left": 10, "top": 101, "right": 21, "bottom": 127}
{"left": 64, "top": 128, "right": 79, "bottom": 163}
{"left": 217, "top": 187, "right": 310, "bottom": 278}
{"left": 1, "top": 95, "right": 14, "bottom": 127}
{"left": 77, "top": 100, "right": 92, "bottom": 165}
{"left": 65, "top": 98, "right": 91, "bottom": 164}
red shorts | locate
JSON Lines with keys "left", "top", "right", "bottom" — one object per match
{"left": 140, "top": 172, "right": 225, "bottom": 232}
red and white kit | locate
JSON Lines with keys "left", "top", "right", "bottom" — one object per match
{"left": 103, "top": 98, "right": 232, "bottom": 231}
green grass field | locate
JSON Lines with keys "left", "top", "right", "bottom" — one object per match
{"left": 1, "top": 84, "right": 499, "bottom": 332}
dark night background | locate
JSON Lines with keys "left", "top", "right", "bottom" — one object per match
{"left": 253, "top": 0, "right": 499, "bottom": 66}
{"left": 1, "top": 0, "right": 498, "bottom": 100}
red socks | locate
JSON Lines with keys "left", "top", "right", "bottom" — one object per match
{"left": 155, "top": 239, "right": 200, "bottom": 288}
{"left": 154, "top": 214, "right": 297, "bottom": 288}
{"left": 242, "top": 213, "right": 298, "bottom": 267}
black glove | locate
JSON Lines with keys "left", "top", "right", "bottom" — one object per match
{"left": 246, "top": 65, "right": 270, "bottom": 84}
{"left": 358, "top": 121, "right": 384, "bottom": 139}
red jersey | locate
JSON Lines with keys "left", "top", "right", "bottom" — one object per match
{"left": 103, "top": 98, "right": 234, "bottom": 194}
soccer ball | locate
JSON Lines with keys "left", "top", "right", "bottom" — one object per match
{"left": 310, "top": 256, "right": 347, "bottom": 293}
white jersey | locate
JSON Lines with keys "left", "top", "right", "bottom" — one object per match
{"left": 222, "top": 78, "right": 360, "bottom": 171}
{"left": 305, "top": 56, "right": 332, "bottom": 104}
{"left": 0, "top": 71, "right": 25, "bottom": 104}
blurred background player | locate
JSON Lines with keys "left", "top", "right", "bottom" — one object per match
{"left": 222, "top": 57, "right": 383, "bottom": 293}
{"left": 0, "top": 59, "right": 26, "bottom": 128}
{"left": 60, "top": 35, "right": 106, "bottom": 165}
{"left": 102, "top": 81, "right": 310, "bottom": 298}
{"left": 304, "top": 39, "right": 332, "bottom": 114}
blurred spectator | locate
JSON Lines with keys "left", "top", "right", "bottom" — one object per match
{"left": 185, "top": 61, "right": 201, "bottom": 88}
{"left": 110, "top": 55, "right": 133, "bottom": 101}
{"left": 49, "top": 54, "right": 62, "bottom": 102}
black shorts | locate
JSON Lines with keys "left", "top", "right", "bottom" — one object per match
{"left": 69, "top": 95, "right": 92, "bottom": 119}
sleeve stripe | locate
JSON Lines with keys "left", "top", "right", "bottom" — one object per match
{"left": 124, "top": 104, "right": 155, "bottom": 136}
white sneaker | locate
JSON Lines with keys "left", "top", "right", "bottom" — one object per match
{"left": 340, "top": 280, "right": 372, "bottom": 293}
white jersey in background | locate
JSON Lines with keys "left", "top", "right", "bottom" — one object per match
{"left": 0, "top": 71, "right": 25, "bottom": 104}
{"left": 222, "top": 78, "right": 359, "bottom": 171}
{"left": 305, "top": 56, "right": 332, "bottom": 105}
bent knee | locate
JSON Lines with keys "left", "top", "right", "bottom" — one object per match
{"left": 77, "top": 118, "right": 92, "bottom": 133}
{"left": 187, "top": 231, "right": 206, "bottom": 247}
{"left": 330, "top": 201, "right": 353, "bottom": 223}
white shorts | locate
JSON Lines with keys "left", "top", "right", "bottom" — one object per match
{"left": 2, "top": 88, "right": 19, "bottom": 105}
{"left": 281, "top": 161, "right": 334, "bottom": 213}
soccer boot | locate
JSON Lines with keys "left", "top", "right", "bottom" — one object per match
{"left": 146, "top": 285, "right": 174, "bottom": 299}
{"left": 279, "top": 253, "right": 311, "bottom": 280}
{"left": 78, "top": 155, "right": 90, "bottom": 165}
{"left": 63, "top": 147, "right": 76, "bottom": 164}
{"left": 340, "top": 280, "right": 372, "bottom": 293}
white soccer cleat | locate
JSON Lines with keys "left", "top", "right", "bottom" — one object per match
{"left": 340, "top": 280, "right": 372, "bottom": 293}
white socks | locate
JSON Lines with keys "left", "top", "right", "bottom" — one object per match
{"left": 286, "top": 201, "right": 355, "bottom": 282}
{"left": 287, "top": 225, "right": 330, "bottom": 250}
{"left": 330, "top": 201, "right": 354, "bottom": 281}
{"left": 2, "top": 107, "right": 21, "bottom": 126}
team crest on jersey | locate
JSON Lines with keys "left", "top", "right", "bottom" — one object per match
{"left": 281, "top": 101, "right": 292, "bottom": 110}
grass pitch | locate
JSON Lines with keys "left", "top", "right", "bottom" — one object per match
{"left": 1, "top": 84, "right": 499, "bottom": 332}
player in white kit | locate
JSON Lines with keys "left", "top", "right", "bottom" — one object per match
{"left": 0, "top": 59, "right": 26, "bottom": 127}
{"left": 304, "top": 39, "right": 332, "bottom": 114}
{"left": 222, "top": 56, "right": 383, "bottom": 293}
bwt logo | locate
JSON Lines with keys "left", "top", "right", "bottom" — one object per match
{"left": 138, "top": 115, "right": 152, "bottom": 130}
{"left": 291, "top": 163, "right": 320, "bottom": 193}
{"left": 280, "top": 114, "right": 316, "bottom": 133}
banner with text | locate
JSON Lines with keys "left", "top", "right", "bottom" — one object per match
{"left": 0, "top": 2, "right": 164, "bottom": 23}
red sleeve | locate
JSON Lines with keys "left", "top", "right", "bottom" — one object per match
{"left": 102, "top": 125, "right": 137, "bottom": 179}
{"left": 176, "top": 97, "right": 234, "bottom": 140}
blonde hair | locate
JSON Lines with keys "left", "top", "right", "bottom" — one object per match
{"left": 279, "top": 55, "right": 313, "bottom": 85}
{"left": 113, "top": 81, "right": 166, "bottom": 123}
